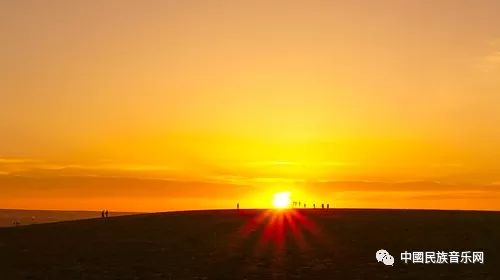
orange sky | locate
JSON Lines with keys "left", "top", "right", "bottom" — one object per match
{"left": 1, "top": 0, "right": 500, "bottom": 211}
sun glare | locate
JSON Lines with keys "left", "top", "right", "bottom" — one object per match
{"left": 272, "top": 192, "right": 291, "bottom": 209}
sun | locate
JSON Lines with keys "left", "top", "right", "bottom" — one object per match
{"left": 272, "top": 192, "right": 291, "bottom": 209}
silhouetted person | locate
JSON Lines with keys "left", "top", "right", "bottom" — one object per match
{"left": 105, "top": 210, "right": 109, "bottom": 218}
{"left": 313, "top": 204, "right": 315, "bottom": 209}
{"left": 327, "top": 203, "right": 329, "bottom": 209}
{"left": 298, "top": 201, "right": 301, "bottom": 207}
{"left": 322, "top": 203, "right": 324, "bottom": 209}
{"left": 304, "top": 203, "right": 306, "bottom": 208}
{"left": 237, "top": 202, "right": 240, "bottom": 210}
{"left": 101, "top": 210, "right": 105, "bottom": 218}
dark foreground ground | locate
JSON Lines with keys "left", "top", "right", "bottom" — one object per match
{"left": 0, "top": 209, "right": 499, "bottom": 280}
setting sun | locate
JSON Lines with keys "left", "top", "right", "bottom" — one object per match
{"left": 272, "top": 192, "right": 292, "bottom": 209}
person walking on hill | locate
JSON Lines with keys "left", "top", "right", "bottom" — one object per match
{"left": 105, "top": 210, "right": 109, "bottom": 218}
{"left": 101, "top": 210, "right": 105, "bottom": 219}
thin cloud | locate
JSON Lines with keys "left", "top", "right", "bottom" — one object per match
{"left": 478, "top": 39, "right": 500, "bottom": 72}
{"left": 485, "top": 51, "right": 500, "bottom": 64}
{"left": 0, "top": 158, "right": 40, "bottom": 164}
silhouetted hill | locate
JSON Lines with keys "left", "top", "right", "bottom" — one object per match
{"left": 0, "top": 209, "right": 138, "bottom": 227}
{"left": 0, "top": 209, "right": 498, "bottom": 279}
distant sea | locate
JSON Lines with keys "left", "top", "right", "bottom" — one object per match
{"left": 0, "top": 209, "right": 139, "bottom": 227}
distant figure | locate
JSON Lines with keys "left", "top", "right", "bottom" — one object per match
{"left": 322, "top": 203, "right": 324, "bottom": 209}
{"left": 101, "top": 210, "right": 105, "bottom": 218}
{"left": 313, "top": 204, "right": 316, "bottom": 209}
{"left": 105, "top": 210, "right": 109, "bottom": 218}
{"left": 237, "top": 202, "right": 240, "bottom": 210}
{"left": 298, "top": 201, "right": 301, "bottom": 207}
{"left": 327, "top": 203, "right": 330, "bottom": 209}
{"left": 304, "top": 203, "right": 306, "bottom": 208}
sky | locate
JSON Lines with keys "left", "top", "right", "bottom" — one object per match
{"left": 1, "top": 0, "right": 500, "bottom": 211}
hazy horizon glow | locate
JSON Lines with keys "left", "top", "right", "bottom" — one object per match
{"left": 1, "top": 0, "right": 500, "bottom": 211}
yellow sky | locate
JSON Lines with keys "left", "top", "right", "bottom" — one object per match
{"left": 1, "top": 0, "right": 500, "bottom": 211}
